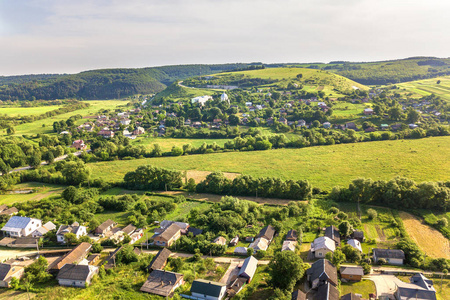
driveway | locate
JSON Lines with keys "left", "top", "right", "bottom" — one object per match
{"left": 219, "top": 261, "right": 240, "bottom": 284}
{"left": 368, "top": 274, "right": 403, "bottom": 299}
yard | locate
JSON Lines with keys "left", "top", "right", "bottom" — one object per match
{"left": 340, "top": 279, "right": 375, "bottom": 299}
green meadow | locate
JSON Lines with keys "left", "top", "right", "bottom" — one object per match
{"left": 395, "top": 76, "right": 450, "bottom": 102}
{"left": 2, "top": 100, "right": 128, "bottom": 136}
{"left": 0, "top": 105, "right": 64, "bottom": 116}
{"left": 132, "top": 136, "right": 231, "bottom": 151}
{"left": 89, "top": 136, "right": 450, "bottom": 191}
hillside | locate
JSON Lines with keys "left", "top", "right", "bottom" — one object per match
{"left": 394, "top": 75, "right": 450, "bottom": 102}
{"left": 299, "top": 57, "right": 450, "bottom": 85}
{"left": 0, "top": 63, "right": 256, "bottom": 101}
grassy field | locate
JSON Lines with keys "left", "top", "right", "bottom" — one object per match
{"left": 0, "top": 105, "right": 64, "bottom": 116}
{"left": 395, "top": 76, "right": 450, "bottom": 102}
{"left": 212, "top": 67, "right": 369, "bottom": 97}
{"left": 399, "top": 212, "right": 450, "bottom": 259}
{"left": 2, "top": 100, "right": 127, "bottom": 136}
{"left": 132, "top": 136, "right": 231, "bottom": 152}
{"left": 340, "top": 279, "right": 375, "bottom": 299}
{"left": 89, "top": 136, "right": 450, "bottom": 191}
{"left": 0, "top": 182, "right": 66, "bottom": 205}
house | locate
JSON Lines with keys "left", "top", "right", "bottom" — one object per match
{"left": 340, "top": 293, "right": 362, "bottom": 300}
{"left": 373, "top": 248, "right": 405, "bottom": 265}
{"left": 340, "top": 266, "right": 364, "bottom": 282}
{"left": 364, "top": 108, "right": 374, "bottom": 115}
{"left": 1, "top": 216, "right": 42, "bottom": 238}
{"left": 347, "top": 239, "right": 362, "bottom": 252}
{"left": 187, "top": 227, "right": 203, "bottom": 237}
{"left": 0, "top": 236, "right": 39, "bottom": 248}
{"left": 282, "top": 240, "right": 297, "bottom": 252}
{"left": 311, "top": 236, "right": 336, "bottom": 258}
{"left": 31, "top": 221, "right": 56, "bottom": 238}
{"left": 234, "top": 247, "right": 248, "bottom": 256}
{"left": 0, "top": 205, "right": 7, "bottom": 213}
{"left": 56, "top": 222, "right": 87, "bottom": 243}
{"left": 292, "top": 289, "right": 306, "bottom": 300}
{"left": 325, "top": 226, "right": 340, "bottom": 246}
{"left": 245, "top": 236, "right": 254, "bottom": 243}
{"left": 257, "top": 225, "right": 276, "bottom": 243}
{"left": 351, "top": 230, "right": 365, "bottom": 242}
{"left": 0, "top": 263, "right": 24, "bottom": 287}
{"left": 49, "top": 242, "right": 92, "bottom": 273}
{"left": 94, "top": 219, "right": 116, "bottom": 236}
{"left": 278, "top": 117, "right": 288, "bottom": 125}
{"left": 140, "top": 270, "right": 184, "bottom": 297}
{"left": 286, "top": 229, "right": 298, "bottom": 241}
{"left": 86, "top": 254, "right": 100, "bottom": 265}
{"left": 323, "top": 122, "right": 331, "bottom": 129}
{"left": 345, "top": 122, "right": 357, "bottom": 130}
{"left": 120, "top": 118, "right": 131, "bottom": 126}
{"left": 395, "top": 273, "right": 436, "bottom": 300}
{"left": 227, "top": 276, "right": 247, "bottom": 298}
{"left": 297, "top": 119, "right": 306, "bottom": 127}
{"left": 191, "top": 95, "right": 213, "bottom": 106}
{"left": 229, "top": 236, "right": 239, "bottom": 246}
{"left": 160, "top": 220, "right": 189, "bottom": 231}
{"left": 316, "top": 282, "right": 340, "bottom": 300}
{"left": 213, "top": 236, "right": 227, "bottom": 246}
{"left": 238, "top": 256, "right": 258, "bottom": 283}
{"left": 0, "top": 207, "right": 18, "bottom": 216}
{"left": 190, "top": 279, "right": 227, "bottom": 300}
{"left": 129, "top": 228, "right": 144, "bottom": 244}
{"left": 249, "top": 237, "right": 269, "bottom": 252}
{"left": 153, "top": 224, "right": 182, "bottom": 247}
{"left": 98, "top": 129, "right": 115, "bottom": 138}
{"left": 307, "top": 259, "right": 338, "bottom": 289}
{"left": 133, "top": 127, "right": 145, "bottom": 135}
{"left": 380, "top": 124, "right": 389, "bottom": 130}
{"left": 56, "top": 264, "right": 98, "bottom": 288}
{"left": 71, "top": 140, "right": 87, "bottom": 150}
{"left": 112, "top": 224, "right": 137, "bottom": 242}
{"left": 148, "top": 248, "right": 172, "bottom": 272}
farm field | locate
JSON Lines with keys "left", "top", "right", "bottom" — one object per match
{"left": 395, "top": 76, "right": 450, "bottom": 102}
{"left": 2, "top": 99, "right": 127, "bottom": 136}
{"left": 0, "top": 105, "right": 63, "bottom": 116}
{"left": 89, "top": 136, "right": 450, "bottom": 191}
{"left": 399, "top": 212, "right": 450, "bottom": 259}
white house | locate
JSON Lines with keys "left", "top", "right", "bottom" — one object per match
{"left": 373, "top": 248, "right": 405, "bottom": 265}
{"left": 31, "top": 221, "right": 56, "bottom": 238}
{"left": 249, "top": 237, "right": 269, "bottom": 252}
{"left": 190, "top": 279, "right": 227, "bottom": 300}
{"left": 1, "top": 216, "right": 42, "bottom": 238}
{"left": 56, "top": 222, "right": 87, "bottom": 243}
{"left": 220, "top": 93, "right": 229, "bottom": 103}
{"left": 56, "top": 264, "right": 98, "bottom": 288}
{"left": 347, "top": 239, "right": 363, "bottom": 252}
{"left": 311, "top": 236, "right": 336, "bottom": 258}
{"left": 191, "top": 95, "right": 213, "bottom": 106}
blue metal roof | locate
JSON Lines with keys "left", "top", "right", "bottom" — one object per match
{"left": 3, "top": 216, "right": 31, "bottom": 229}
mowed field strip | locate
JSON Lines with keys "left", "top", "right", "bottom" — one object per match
{"left": 89, "top": 136, "right": 450, "bottom": 191}
{"left": 399, "top": 212, "right": 450, "bottom": 259}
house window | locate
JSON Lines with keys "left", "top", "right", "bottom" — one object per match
{"left": 318, "top": 252, "right": 323, "bottom": 256}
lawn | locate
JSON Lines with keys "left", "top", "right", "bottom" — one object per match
{"left": 0, "top": 182, "right": 66, "bottom": 205}
{"left": 89, "top": 136, "right": 450, "bottom": 191}
{"left": 340, "top": 279, "right": 375, "bottom": 299}
{"left": 0, "top": 105, "right": 63, "bottom": 116}
{"left": 132, "top": 136, "right": 231, "bottom": 152}
{"left": 3, "top": 99, "right": 127, "bottom": 136}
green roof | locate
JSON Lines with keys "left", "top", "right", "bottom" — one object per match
{"left": 191, "top": 279, "right": 226, "bottom": 297}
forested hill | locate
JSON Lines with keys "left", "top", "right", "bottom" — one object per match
{"left": 300, "top": 57, "right": 450, "bottom": 85}
{"left": 0, "top": 63, "right": 258, "bottom": 101}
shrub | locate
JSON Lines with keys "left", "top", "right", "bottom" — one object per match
{"left": 367, "top": 208, "right": 378, "bottom": 220}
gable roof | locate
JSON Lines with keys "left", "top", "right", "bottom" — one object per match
{"left": 2, "top": 216, "right": 34, "bottom": 230}
{"left": 191, "top": 279, "right": 226, "bottom": 297}
{"left": 140, "top": 270, "right": 183, "bottom": 297}
{"left": 286, "top": 229, "right": 298, "bottom": 241}
{"left": 316, "top": 282, "right": 340, "bottom": 300}
{"left": 56, "top": 264, "right": 93, "bottom": 281}
{"left": 373, "top": 248, "right": 405, "bottom": 259}
{"left": 0, "top": 207, "right": 18, "bottom": 216}
{"left": 238, "top": 256, "right": 258, "bottom": 280}
{"left": 96, "top": 219, "right": 115, "bottom": 232}
{"left": 187, "top": 227, "right": 203, "bottom": 236}
{"left": 311, "top": 236, "right": 336, "bottom": 252}
{"left": 148, "top": 248, "right": 172, "bottom": 271}
{"left": 340, "top": 293, "right": 361, "bottom": 300}
{"left": 0, "top": 264, "right": 13, "bottom": 281}
{"left": 0, "top": 205, "right": 7, "bottom": 213}
{"left": 249, "top": 237, "right": 269, "bottom": 251}
{"left": 340, "top": 266, "right": 364, "bottom": 276}
{"left": 121, "top": 224, "right": 136, "bottom": 235}
{"left": 351, "top": 230, "right": 364, "bottom": 240}
{"left": 257, "top": 225, "right": 275, "bottom": 241}
{"left": 347, "top": 239, "right": 362, "bottom": 252}
{"left": 325, "top": 226, "right": 340, "bottom": 244}
{"left": 52, "top": 242, "right": 91, "bottom": 270}
{"left": 307, "top": 259, "right": 338, "bottom": 287}
{"left": 159, "top": 224, "right": 181, "bottom": 241}
{"left": 292, "top": 289, "right": 306, "bottom": 300}
{"left": 56, "top": 223, "right": 85, "bottom": 236}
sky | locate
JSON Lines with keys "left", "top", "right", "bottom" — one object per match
{"left": 0, "top": 0, "right": 449, "bottom": 75}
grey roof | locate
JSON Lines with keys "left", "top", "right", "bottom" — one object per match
{"left": 292, "top": 289, "right": 306, "bottom": 300}
{"left": 307, "top": 259, "right": 338, "bottom": 287}
{"left": 325, "top": 226, "right": 340, "bottom": 244}
{"left": 340, "top": 266, "right": 364, "bottom": 276}
{"left": 57, "top": 264, "right": 92, "bottom": 281}
{"left": 96, "top": 219, "right": 115, "bottom": 232}
{"left": 121, "top": 224, "right": 136, "bottom": 235}
{"left": 396, "top": 286, "right": 436, "bottom": 300}
{"left": 351, "top": 230, "right": 364, "bottom": 239}
{"left": 140, "top": 270, "right": 183, "bottom": 297}
{"left": 340, "top": 293, "right": 361, "bottom": 300}
{"left": 0, "top": 264, "right": 13, "bottom": 281}
{"left": 2, "top": 216, "right": 32, "bottom": 229}
{"left": 238, "top": 256, "right": 258, "bottom": 280}
{"left": 187, "top": 227, "right": 203, "bottom": 236}
{"left": 373, "top": 248, "right": 405, "bottom": 259}
{"left": 148, "top": 248, "right": 171, "bottom": 271}
{"left": 257, "top": 225, "right": 276, "bottom": 241}
{"left": 286, "top": 229, "right": 298, "bottom": 241}
{"left": 191, "top": 279, "right": 226, "bottom": 297}
{"left": 159, "top": 224, "right": 181, "bottom": 241}
{"left": 315, "top": 282, "right": 340, "bottom": 300}
{"left": 411, "top": 273, "right": 434, "bottom": 290}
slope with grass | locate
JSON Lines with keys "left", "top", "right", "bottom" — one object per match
{"left": 89, "top": 136, "right": 450, "bottom": 191}
{"left": 395, "top": 76, "right": 450, "bottom": 102}
{"left": 0, "top": 105, "right": 64, "bottom": 117}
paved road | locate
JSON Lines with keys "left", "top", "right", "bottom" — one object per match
{"left": 219, "top": 261, "right": 240, "bottom": 284}
{"left": 367, "top": 274, "right": 403, "bottom": 300}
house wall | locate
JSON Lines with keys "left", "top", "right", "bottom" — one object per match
{"left": 387, "top": 258, "right": 403, "bottom": 265}
{"left": 341, "top": 274, "right": 362, "bottom": 281}
{"left": 58, "top": 279, "right": 87, "bottom": 288}
{"left": 23, "top": 220, "right": 42, "bottom": 237}
{"left": 314, "top": 249, "right": 331, "bottom": 258}
{"left": 0, "top": 267, "right": 24, "bottom": 287}
{"left": 191, "top": 287, "right": 226, "bottom": 300}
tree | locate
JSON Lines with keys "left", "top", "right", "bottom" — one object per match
{"left": 171, "top": 146, "right": 184, "bottom": 156}
{"left": 247, "top": 248, "right": 254, "bottom": 257}
{"left": 92, "top": 242, "right": 103, "bottom": 253}
{"left": 115, "top": 244, "right": 138, "bottom": 264}
{"left": 28, "top": 153, "right": 41, "bottom": 169}
{"left": 6, "top": 126, "right": 15, "bottom": 135}
{"left": 331, "top": 248, "right": 346, "bottom": 267}
{"left": 24, "top": 256, "right": 51, "bottom": 283}
{"left": 62, "top": 186, "right": 78, "bottom": 203}
{"left": 63, "top": 232, "right": 78, "bottom": 245}
{"left": 229, "top": 114, "right": 240, "bottom": 125}
{"left": 407, "top": 109, "right": 421, "bottom": 124}
{"left": 338, "top": 221, "right": 353, "bottom": 238}
{"left": 437, "top": 218, "right": 448, "bottom": 228}
{"left": 268, "top": 251, "right": 306, "bottom": 291}
{"left": 437, "top": 80, "right": 441, "bottom": 84}
{"left": 186, "top": 178, "right": 196, "bottom": 192}
{"left": 367, "top": 208, "right": 378, "bottom": 220}
{"left": 61, "top": 161, "right": 90, "bottom": 185}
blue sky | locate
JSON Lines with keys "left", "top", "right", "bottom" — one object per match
{"left": 0, "top": 0, "right": 449, "bottom": 75}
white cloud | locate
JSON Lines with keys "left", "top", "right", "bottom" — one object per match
{"left": 0, "top": 0, "right": 449, "bottom": 75}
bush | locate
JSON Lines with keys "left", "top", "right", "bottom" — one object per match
{"left": 377, "top": 258, "right": 387, "bottom": 265}
{"left": 367, "top": 208, "right": 378, "bottom": 220}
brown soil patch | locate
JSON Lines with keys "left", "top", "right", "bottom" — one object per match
{"left": 29, "top": 191, "right": 56, "bottom": 201}
{"left": 186, "top": 170, "right": 240, "bottom": 183}
{"left": 399, "top": 211, "right": 450, "bottom": 259}
{"left": 156, "top": 191, "right": 301, "bottom": 206}
{"left": 375, "top": 225, "right": 386, "bottom": 241}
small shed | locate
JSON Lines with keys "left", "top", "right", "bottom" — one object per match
{"left": 340, "top": 266, "right": 364, "bottom": 282}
